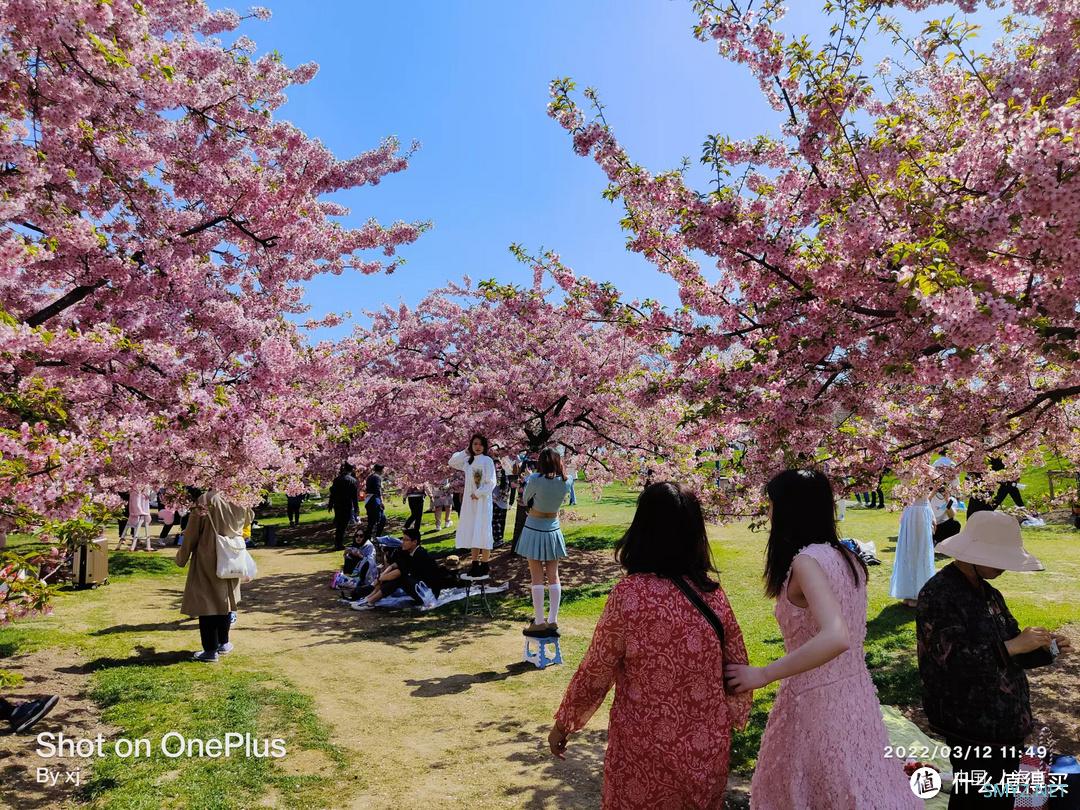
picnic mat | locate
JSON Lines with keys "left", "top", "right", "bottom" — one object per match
{"left": 347, "top": 583, "right": 510, "bottom": 611}
{"left": 881, "top": 704, "right": 950, "bottom": 808}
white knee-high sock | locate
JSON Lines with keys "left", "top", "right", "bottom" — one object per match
{"left": 548, "top": 583, "right": 562, "bottom": 624}
{"left": 531, "top": 585, "right": 546, "bottom": 624}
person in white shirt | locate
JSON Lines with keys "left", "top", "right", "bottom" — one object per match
{"left": 448, "top": 434, "right": 497, "bottom": 578}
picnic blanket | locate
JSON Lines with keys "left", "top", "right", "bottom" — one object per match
{"left": 881, "top": 704, "right": 950, "bottom": 809}
{"left": 342, "top": 583, "right": 510, "bottom": 612}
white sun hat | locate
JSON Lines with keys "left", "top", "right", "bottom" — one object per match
{"left": 936, "top": 510, "right": 1044, "bottom": 572}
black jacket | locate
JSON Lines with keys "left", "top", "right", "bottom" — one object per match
{"left": 328, "top": 474, "right": 359, "bottom": 518}
{"left": 916, "top": 563, "right": 1054, "bottom": 743}
{"left": 365, "top": 473, "right": 383, "bottom": 500}
{"left": 392, "top": 546, "right": 443, "bottom": 595}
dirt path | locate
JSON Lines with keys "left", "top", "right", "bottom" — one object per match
{"left": 1, "top": 542, "right": 623, "bottom": 808}
{"left": 0, "top": 648, "right": 118, "bottom": 809}
{"left": 240, "top": 544, "right": 616, "bottom": 808}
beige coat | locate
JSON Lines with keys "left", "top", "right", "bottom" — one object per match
{"left": 176, "top": 491, "right": 252, "bottom": 616}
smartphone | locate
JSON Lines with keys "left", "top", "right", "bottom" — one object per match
{"left": 1050, "top": 638, "right": 1060, "bottom": 658}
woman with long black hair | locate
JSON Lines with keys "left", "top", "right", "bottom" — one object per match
{"left": 549, "top": 482, "right": 751, "bottom": 808}
{"left": 724, "top": 469, "right": 917, "bottom": 809}
{"left": 448, "top": 433, "right": 496, "bottom": 577}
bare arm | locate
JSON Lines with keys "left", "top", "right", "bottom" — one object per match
{"left": 725, "top": 555, "right": 850, "bottom": 693}
{"left": 764, "top": 555, "right": 850, "bottom": 682}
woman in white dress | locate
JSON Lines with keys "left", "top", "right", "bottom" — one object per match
{"left": 449, "top": 434, "right": 497, "bottom": 577}
{"left": 890, "top": 480, "right": 936, "bottom": 607}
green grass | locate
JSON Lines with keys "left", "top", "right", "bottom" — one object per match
{"left": 81, "top": 665, "right": 350, "bottom": 809}
{"left": 0, "top": 555, "right": 351, "bottom": 809}
{"left": 4, "top": 479, "right": 1077, "bottom": 792}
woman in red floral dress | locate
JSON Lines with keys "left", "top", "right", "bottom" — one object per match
{"left": 549, "top": 482, "right": 752, "bottom": 809}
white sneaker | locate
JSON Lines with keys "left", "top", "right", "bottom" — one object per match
{"left": 217, "top": 643, "right": 234, "bottom": 655}
{"left": 350, "top": 601, "right": 374, "bottom": 611}
{"left": 192, "top": 650, "right": 219, "bottom": 663}
{"left": 445, "top": 521, "right": 453, "bottom": 528}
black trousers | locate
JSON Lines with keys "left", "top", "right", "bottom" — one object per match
{"left": 492, "top": 506, "right": 508, "bottom": 545}
{"left": 364, "top": 499, "right": 385, "bottom": 542}
{"left": 0, "top": 697, "right": 12, "bottom": 721}
{"left": 945, "top": 737, "right": 1021, "bottom": 809}
{"left": 403, "top": 497, "right": 424, "bottom": 531}
{"left": 452, "top": 493, "right": 462, "bottom": 515}
{"left": 198, "top": 615, "right": 230, "bottom": 654}
{"left": 993, "top": 482, "right": 1023, "bottom": 508}
{"left": 286, "top": 502, "right": 301, "bottom": 524}
{"left": 933, "top": 518, "right": 961, "bottom": 545}
{"left": 333, "top": 514, "right": 351, "bottom": 549}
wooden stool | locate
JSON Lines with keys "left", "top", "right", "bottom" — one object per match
{"left": 523, "top": 636, "right": 562, "bottom": 669}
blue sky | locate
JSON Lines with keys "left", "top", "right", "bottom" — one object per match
{"left": 234, "top": 1, "right": 1001, "bottom": 339}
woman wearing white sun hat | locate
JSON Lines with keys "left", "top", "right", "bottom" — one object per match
{"left": 916, "top": 511, "right": 1072, "bottom": 809}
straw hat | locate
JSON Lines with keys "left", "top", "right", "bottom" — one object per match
{"left": 936, "top": 510, "right": 1044, "bottom": 572}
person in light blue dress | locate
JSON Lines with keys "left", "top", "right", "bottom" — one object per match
{"left": 515, "top": 448, "right": 571, "bottom": 636}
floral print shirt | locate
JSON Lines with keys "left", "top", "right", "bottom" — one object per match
{"left": 916, "top": 563, "right": 1054, "bottom": 744}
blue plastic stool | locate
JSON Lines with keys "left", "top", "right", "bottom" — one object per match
{"left": 523, "top": 636, "right": 562, "bottom": 669}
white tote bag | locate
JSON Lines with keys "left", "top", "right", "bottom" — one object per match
{"left": 207, "top": 506, "right": 258, "bottom": 583}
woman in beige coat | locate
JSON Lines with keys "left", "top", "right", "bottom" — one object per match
{"left": 176, "top": 491, "right": 252, "bottom": 663}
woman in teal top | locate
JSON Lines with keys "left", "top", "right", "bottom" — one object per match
{"left": 516, "top": 448, "right": 571, "bottom": 637}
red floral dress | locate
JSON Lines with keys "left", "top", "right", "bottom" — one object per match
{"left": 555, "top": 574, "right": 752, "bottom": 809}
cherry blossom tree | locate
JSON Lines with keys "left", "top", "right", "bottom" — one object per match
{"left": 319, "top": 281, "right": 700, "bottom": 494}
{"left": 0, "top": 0, "right": 425, "bottom": 533}
{"left": 539, "top": 0, "right": 1080, "bottom": 511}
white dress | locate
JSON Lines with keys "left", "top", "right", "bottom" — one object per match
{"left": 889, "top": 497, "right": 936, "bottom": 600}
{"left": 448, "top": 451, "right": 496, "bottom": 550}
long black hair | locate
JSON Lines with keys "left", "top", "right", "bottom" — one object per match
{"left": 763, "top": 469, "right": 865, "bottom": 598}
{"left": 467, "top": 433, "right": 489, "bottom": 463}
{"left": 614, "top": 482, "right": 718, "bottom": 592}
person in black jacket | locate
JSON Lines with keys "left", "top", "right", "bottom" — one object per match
{"left": 363, "top": 464, "right": 386, "bottom": 542}
{"left": 328, "top": 464, "right": 359, "bottom": 550}
{"left": 352, "top": 528, "right": 441, "bottom": 608}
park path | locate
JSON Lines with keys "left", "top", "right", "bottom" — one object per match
{"left": 236, "top": 543, "right": 612, "bottom": 808}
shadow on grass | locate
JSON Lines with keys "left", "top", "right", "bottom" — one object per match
{"left": 424, "top": 716, "right": 607, "bottom": 808}
{"left": 865, "top": 602, "right": 920, "bottom": 706}
{"left": 564, "top": 525, "right": 624, "bottom": 552}
{"left": 404, "top": 662, "right": 534, "bottom": 697}
{"left": 55, "top": 646, "right": 195, "bottom": 673}
{"left": 91, "top": 619, "right": 190, "bottom": 636}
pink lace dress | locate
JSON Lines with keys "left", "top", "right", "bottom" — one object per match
{"left": 750, "top": 544, "right": 919, "bottom": 810}
{"left": 555, "top": 574, "right": 752, "bottom": 809}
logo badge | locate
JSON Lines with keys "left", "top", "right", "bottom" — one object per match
{"left": 910, "top": 767, "right": 942, "bottom": 798}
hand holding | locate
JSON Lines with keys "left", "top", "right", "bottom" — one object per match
{"left": 548, "top": 723, "right": 569, "bottom": 759}
{"left": 1011, "top": 626, "right": 1052, "bottom": 655}
{"left": 723, "top": 663, "right": 770, "bottom": 694}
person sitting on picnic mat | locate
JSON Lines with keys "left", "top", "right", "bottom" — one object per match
{"left": 351, "top": 528, "right": 442, "bottom": 610}
{"left": 343, "top": 535, "right": 380, "bottom": 600}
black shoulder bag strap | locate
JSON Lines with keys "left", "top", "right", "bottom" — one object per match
{"left": 667, "top": 575, "right": 726, "bottom": 648}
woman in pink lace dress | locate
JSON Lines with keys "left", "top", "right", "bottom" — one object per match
{"left": 549, "top": 483, "right": 752, "bottom": 809}
{"left": 725, "top": 469, "right": 918, "bottom": 809}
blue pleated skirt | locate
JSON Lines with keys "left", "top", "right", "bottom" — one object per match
{"left": 515, "top": 516, "right": 567, "bottom": 561}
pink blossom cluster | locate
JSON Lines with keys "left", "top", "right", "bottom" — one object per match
{"left": 309, "top": 281, "right": 704, "bottom": 495}
{"left": 544, "top": 0, "right": 1080, "bottom": 514}
{"left": 0, "top": 0, "right": 425, "bottom": 541}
